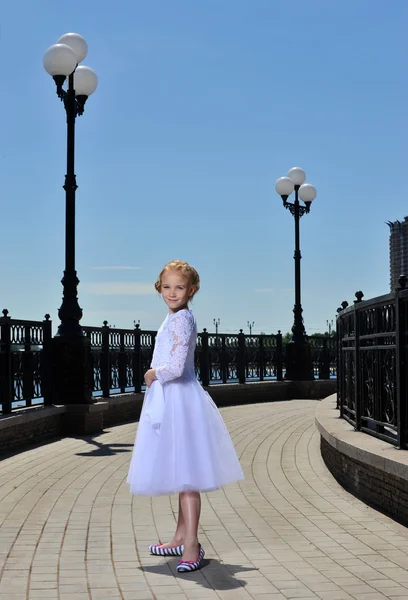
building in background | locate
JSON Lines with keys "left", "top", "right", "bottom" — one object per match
{"left": 387, "top": 217, "right": 408, "bottom": 291}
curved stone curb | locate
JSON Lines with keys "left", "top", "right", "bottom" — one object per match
{"left": 316, "top": 394, "right": 408, "bottom": 526}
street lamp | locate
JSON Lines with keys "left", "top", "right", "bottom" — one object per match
{"left": 43, "top": 33, "right": 98, "bottom": 404}
{"left": 326, "top": 319, "right": 334, "bottom": 335}
{"left": 275, "top": 167, "right": 317, "bottom": 380}
{"left": 213, "top": 318, "right": 221, "bottom": 348}
{"left": 247, "top": 321, "right": 255, "bottom": 335}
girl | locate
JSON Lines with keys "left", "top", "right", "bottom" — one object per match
{"left": 127, "top": 260, "right": 244, "bottom": 573}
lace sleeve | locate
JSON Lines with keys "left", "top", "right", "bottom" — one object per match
{"left": 155, "top": 311, "right": 194, "bottom": 384}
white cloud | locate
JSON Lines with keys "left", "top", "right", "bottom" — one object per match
{"left": 91, "top": 266, "right": 142, "bottom": 270}
{"left": 82, "top": 282, "right": 155, "bottom": 296}
{"left": 85, "top": 309, "right": 151, "bottom": 318}
{"left": 255, "top": 288, "right": 294, "bottom": 294}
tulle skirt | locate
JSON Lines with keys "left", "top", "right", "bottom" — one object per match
{"left": 126, "top": 379, "right": 244, "bottom": 496}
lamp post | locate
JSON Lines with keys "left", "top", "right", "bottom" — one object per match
{"left": 213, "top": 318, "right": 220, "bottom": 347}
{"left": 43, "top": 33, "right": 98, "bottom": 404}
{"left": 247, "top": 321, "right": 255, "bottom": 335}
{"left": 326, "top": 319, "right": 334, "bottom": 336}
{"left": 275, "top": 167, "right": 317, "bottom": 381}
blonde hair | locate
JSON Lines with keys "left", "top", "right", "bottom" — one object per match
{"left": 155, "top": 260, "right": 200, "bottom": 298}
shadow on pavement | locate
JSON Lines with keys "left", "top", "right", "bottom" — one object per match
{"left": 74, "top": 434, "right": 133, "bottom": 456}
{"left": 140, "top": 560, "right": 258, "bottom": 590}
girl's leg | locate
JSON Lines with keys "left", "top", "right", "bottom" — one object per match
{"left": 156, "top": 495, "right": 185, "bottom": 548}
{"left": 179, "top": 491, "right": 201, "bottom": 561}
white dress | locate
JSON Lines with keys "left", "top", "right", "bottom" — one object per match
{"left": 127, "top": 308, "right": 244, "bottom": 496}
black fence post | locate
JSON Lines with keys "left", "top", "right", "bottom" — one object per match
{"left": 42, "top": 315, "right": 53, "bottom": 406}
{"left": 237, "top": 329, "right": 246, "bottom": 384}
{"left": 319, "top": 338, "right": 330, "bottom": 379}
{"left": 276, "top": 330, "right": 283, "bottom": 381}
{"left": 101, "top": 321, "right": 110, "bottom": 398}
{"left": 374, "top": 297, "right": 382, "bottom": 432}
{"left": 220, "top": 335, "right": 228, "bottom": 383}
{"left": 259, "top": 334, "right": 265, "bottom": 381}
{"left": 337, "top": 301, "right": 349, "bottom": 415}
{"left": 200, "top": 329, "right": 210, "bottom": 386}
{"left": 0, "top": 310, "right": 12, "bottom": 414}
{"left": 141, "top": 331, "right": 157, "bottom": 389}
{"left": 396, "top": 275, "right": 407, "bottom": 448}
{"left": 354, "top": 291, "right": 363, "bottom": 431}
{"left": 119, "top": 332, "right": 126, "bottom": 393}
{"left": 22, "top": 324, "right": 33, "bottom": 407}
{"left": 336, "top": 311, "right": 341, "bottom": 410}
{"left": 133, "top": 323, "right": 142, "bottom": 393}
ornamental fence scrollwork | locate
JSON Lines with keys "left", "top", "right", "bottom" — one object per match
{"left": 337, "top": 276, "right": 408, "bottom": 448}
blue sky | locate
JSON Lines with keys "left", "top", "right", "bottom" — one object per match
{"left": 1, "top": 0, "right": 406, "bottom": 335}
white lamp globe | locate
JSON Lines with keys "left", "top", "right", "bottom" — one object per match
{"left": 43, "top": 44, "right": 77, "bottom": 76}
{"left": 72, "top": 66, "right": 98, "bottom": 96}
{"left": 275, "top": 177, "right": 295, "bottom": 197}
{"left": 57, "top": 33, "right": 88, "bottom": 63}
{"left": 299, "top": 183, "right": 317, "bottom": 203}
{"left": 287, "top": 167, "right": 306, "bottom": 186}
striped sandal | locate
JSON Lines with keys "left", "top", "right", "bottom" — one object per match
{"left": 176, "top": 545, "right": 205, "bottom": 573}
{"left": 149, "top": 543, "right": 184, "bottom": 557}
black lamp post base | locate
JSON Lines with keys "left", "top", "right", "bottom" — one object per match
{"left": 285, "top": 340, "right": 314, "bottom": 381}
{"left": 51, "top": 335, "right": 94, "bottom": 404}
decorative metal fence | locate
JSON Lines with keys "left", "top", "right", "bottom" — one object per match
{"left": 0, "top": 310, "right": 337, "bottom": 415}
{"left": 310, "top": 336, "right": 337, "bottom": 379}
{"left": 337, "top": 276, "right": 408, "bottom": 448}
{"left": 0, "top": 310, "right": 52, "bottom": 414}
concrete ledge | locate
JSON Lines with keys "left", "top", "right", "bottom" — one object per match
{"left": 103, "top": 393, "right": 144, "bottom": 428}
{"left": 102, "top": 380, "right": 337, "bottom": 425}
{"left": 205, "top": 379, "right": 336, "bottom": 406}
{"left": 63, "top": 402, "right": 109, "bottom": 436}
{"left": 0, "top": 405, "right": 66, "bottom": 429}
{"left": 316, "top": 394, "right": 408, "bottom": 527}
{"left": 0, "top": 405, "right": 66, "bottom": 453}
{"left": 0, "top": 379, "right": 336, "bottom": 455}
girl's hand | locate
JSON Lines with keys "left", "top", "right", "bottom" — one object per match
{"left": 144, "top": 369, "right": 157, "bottom": 388}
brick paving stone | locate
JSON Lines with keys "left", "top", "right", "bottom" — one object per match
{"left": 58, "top": 595, "right": 92, "bottom": 600}
{"left": 315, "top": 594, "right": 354, "bottom": 600}
{"left": 382, "top": 589, "right": 408, "bottom": 597}
{"left": 1, "top": 400, "right": 408, "bottom": 600}
{"left": 349, "top": 595, "right": 388, "bottom": 600}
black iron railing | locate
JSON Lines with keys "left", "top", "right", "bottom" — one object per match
{"left": 81, "top": 326, "right": 286, "bottom": 395}
{"left": 0, "top": 310, "right": 52, "bottom": 414}
{"left": 310, "top": 336, "right": 337, "bottom": 379}
{"left": 337, "top": 276, "right": 408, "bottom": 448}
{"left": 0, "top": 311, "right": 336, "bottom": 414}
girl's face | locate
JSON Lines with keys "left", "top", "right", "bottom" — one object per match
{"left": 161, "top": 270, "right": 195, "bottom": 313}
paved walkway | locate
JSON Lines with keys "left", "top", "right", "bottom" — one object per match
{"left": 1, "top": 400, "right": 408, "bottom": 600}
